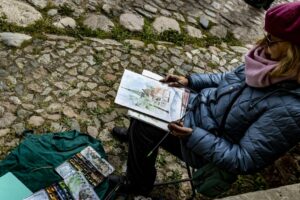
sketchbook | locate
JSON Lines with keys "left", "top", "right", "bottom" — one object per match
{"left": 115, "top": 70, "right": 189, "bottom": 131}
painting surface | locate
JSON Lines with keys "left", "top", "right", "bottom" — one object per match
{"left": 115, "top": 70, "right": 183, "bottom": 122}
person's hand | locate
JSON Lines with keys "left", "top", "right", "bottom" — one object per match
{"left": 160, "top": 74, "right": 188, "bottom": 88}
{"left": 168, "top": 121, "right": 193, "bottom": 138}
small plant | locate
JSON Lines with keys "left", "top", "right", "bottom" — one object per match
{"left": 93, "top": 53, "right": 104, "bottom": 65}
{"left": 90, "top": 107, "right": 104, "bottom": 115}
{"left": 157, "top": 154, "right": 167, "bottom": 166}
{"left": 207, "top": 61, "right": 219, "bottom": 69}
{"left": 141, "top": 19, "right": 157, "bottom": 43}
{"left": 159, "top": 30, "right": 184, "bottom": 46}
{"left": 111, "top": 24, "right": 132, "bottom": 41}
{"left": 59, "top": 90, "right": 69, "bottom": 97}
{"left": 123, "top": 42, "right": 132, "bottom": 53}
{"left": 58, "top": 4, "right": 74, "bottom": 16}
{"left": 168, "top": 169, "right": 182, "bottom": 181}
{"left": 223, "top": 32, "right": 243, "bottom": 46}
{"left": 62, "top": 117, "right": 72, "bottom": 127}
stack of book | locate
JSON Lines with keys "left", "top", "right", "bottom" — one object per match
{"left": 24, "top": 146, "right": 114, "bottom": 200}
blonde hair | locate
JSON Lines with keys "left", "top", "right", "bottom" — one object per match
{"left": 258, "top": 38, "right": 300, "bottom": 83}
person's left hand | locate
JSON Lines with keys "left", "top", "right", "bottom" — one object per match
{"left": 168, "top": 121, "right": 193, "bottom": 138}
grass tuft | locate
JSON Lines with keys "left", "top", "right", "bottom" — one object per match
{"left": 58, "top": 4, "right": 74, "bottom": 16}
{"left": 0, "top": 14, "right": 242, "bottom": 49}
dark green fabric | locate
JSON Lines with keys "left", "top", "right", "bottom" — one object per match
{"left": 0, "top": 130, "right": 109, "bottom": 199}
{"left": 192, "top": 163, "right": 237, "bottom": 198}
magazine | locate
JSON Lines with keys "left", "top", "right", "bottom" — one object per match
{"left": 115, "top": 70, "right": 189, "bottom": 126}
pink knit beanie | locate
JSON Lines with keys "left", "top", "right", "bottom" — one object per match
{"left": 265, "top": 1, "right": 300, "bottom": 45}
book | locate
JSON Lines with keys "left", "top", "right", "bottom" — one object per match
{"left": 55, "top": 146, "right": 114, "bottom": 187}
{"left": 115, "top": 70, "right": 189, "bottom": 131}
{"left": 24, "top": 172, "right": 99, "bottom": 200}
{"left": 24, "top": 146, "right": 115, "bottom": 200}
{"left": 0, "top": 172, "right": 32, "bottom": 200}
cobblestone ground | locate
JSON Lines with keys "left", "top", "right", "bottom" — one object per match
{"left": 0, "top": 0, "right": 299, "bottom": 199}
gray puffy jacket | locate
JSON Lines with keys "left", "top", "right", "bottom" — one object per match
{"left": 182, "top": 65, "right": 300, "bottom": 174}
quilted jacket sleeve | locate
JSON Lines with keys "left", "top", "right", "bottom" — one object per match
{"left": 187, "top": 72, "right": 226, "bottom": 92}
{"left": 187, "top": 65, "right": 245, "bottom": 92}
{"left": 184, "top": 105, "right": 300, "bottom": 174}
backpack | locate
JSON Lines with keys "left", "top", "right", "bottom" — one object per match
{"left": 192, "top": 163, "right": 237, "bottom": 198}
{"left": 0, "top": 130, "right": 110, "bottom": 199}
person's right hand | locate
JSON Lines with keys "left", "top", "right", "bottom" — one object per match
{"left": 160, "top": 74, "right": 188, "bottom": 87}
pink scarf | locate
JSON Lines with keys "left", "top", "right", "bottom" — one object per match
{"left": 245, "top": 46, "right": 294, "bottom": 87}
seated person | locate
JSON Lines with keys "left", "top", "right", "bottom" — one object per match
{"left": 111, "top": 1, "right": 300, "bottom": 196}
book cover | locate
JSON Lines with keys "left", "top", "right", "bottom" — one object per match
{"left": 115, "top": 70, "right": 187, "bottom": 122}
{"left": 0, "top": 172, "right": 32, "bottom": 200}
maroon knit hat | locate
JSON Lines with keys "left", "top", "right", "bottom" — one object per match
{"left": 265, "top": 1, "right": 300, "bottom": 45}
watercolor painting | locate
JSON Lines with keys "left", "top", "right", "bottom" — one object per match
{"left": 115, "top": 70, "right": 184, "bottom": 122}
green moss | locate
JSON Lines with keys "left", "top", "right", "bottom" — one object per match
{"left": 207, "top": 61, "right": 219, "bottom": 69}
{"left": 165, "top": 169, "right": 183, "bottom": 186}
{"left": 157, "top": 154, "right": 167, "bottom": 166}
{"left": 93, "top": 53, "right": 104, "bottom": 65}
{"left": 111, "top": 24, "right": 133, "bottom": 41}
{"left": 159, "top": 30, "right": 185, "bottom": 46}
{"left": 230, "top": 174, "right": 267, "bottom": 195}
{"left": 223, "top": 32, "right": 243, "bottom": 46}
{"left": 89, "top": 107, "right": 105, "bottom": 115}
{"left": 0, "top": 13, "right": 242, "bottom": 49}
{"left": 140, "top": 19, "right": 157, "bottom": 43}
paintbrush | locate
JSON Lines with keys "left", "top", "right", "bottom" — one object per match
{"left": 146, "top": 111, "right": 189, "bottom": 157}
{"left": 159, "top": 73, "right": 197, "bottom": 93}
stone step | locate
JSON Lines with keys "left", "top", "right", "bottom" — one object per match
{"left": 217, "top": 183, "right": 300, "bottom": 200}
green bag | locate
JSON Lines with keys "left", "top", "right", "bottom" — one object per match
{"left": 0, "top": 130, "right": 109, "bottom": 199}
{"left": 192, "top": 163, "right": 237, "bottom": 198}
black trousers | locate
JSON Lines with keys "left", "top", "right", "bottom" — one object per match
{"left": 126, "top": 119, "right": 183, "bottom": 195}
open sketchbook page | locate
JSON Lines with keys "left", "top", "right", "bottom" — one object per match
{"left": 115, "top": 70, "right": 184, "bottom": 122}
{"left": 127, "top": 70, "right": 189, "bottom": 131}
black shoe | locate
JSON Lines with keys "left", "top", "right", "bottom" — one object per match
{"left": 111, "top": 127, "right": 129, "bottom": 142}
{"left": 108, "top": 175, "right": 132, "bottom": 194}
{"left": 108, "top": 175, "right": 152, "bottom": 196}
